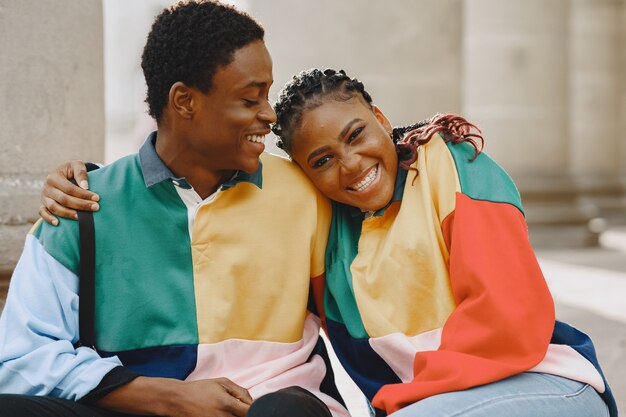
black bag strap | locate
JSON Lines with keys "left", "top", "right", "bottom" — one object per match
{"left": 71, "top": 162, "right": 100, "bottom": 350}
{"left": 77, "top": 209, "right": 96, "bottom": 349}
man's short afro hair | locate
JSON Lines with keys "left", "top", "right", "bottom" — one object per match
{"left": 141, "top": 0, "right": 264, "bottom": 122}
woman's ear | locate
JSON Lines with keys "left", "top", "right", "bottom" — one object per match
{"left": 372, "top": 104, "right": 393, "bottom": 133}
{"left": 168, "top": 81, "right": 193, "bottom": 119}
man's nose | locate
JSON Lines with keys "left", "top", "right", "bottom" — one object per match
{"left": 258, "top": 100, "right": 277, "bottom": 124}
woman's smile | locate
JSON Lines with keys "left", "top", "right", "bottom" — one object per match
{"left": 346, "top": 164, "right": 379, "bottom": 192}
{"left": 291, "top": 98, "right": 398, "bottom": 211}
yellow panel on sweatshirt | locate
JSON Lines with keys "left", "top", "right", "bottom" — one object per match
{"left": 352, "top": 134, "right": 460, "bottom": 338}
{"left": 29, "top": 218, "right": 43, "bottom": 235}
{"left": 191, "top": 154, "right": 331, "bottom": 344}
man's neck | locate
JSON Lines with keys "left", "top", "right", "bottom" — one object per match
{"left": 155, "top": 130, "right": 235, "bottom": 199}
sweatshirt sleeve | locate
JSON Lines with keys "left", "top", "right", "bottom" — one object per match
{"left": 372, "top": 142, "right": 555, "bottom": 414}
{"left": 0, "top": 232, "right": 124, "bottom": 400}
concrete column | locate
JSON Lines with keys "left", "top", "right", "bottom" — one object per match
{"left": 248, "top": 0, "right": 463, "bottom": 156}
{"left": 103, "top": 0, "right": 171, "bottom": 162}
{"left": 463, "top": 0, "right": 569, "bottom": 175}
{"left": 0, "top": 0, "right": 104, "bottom": 287}
{"left": 569, "top": 0, "right": 625, "bottom": 224}
{"left": 621, "top": 1, "right": 626, "bottom": 188}
{"left": 463, "top": 0, "right": 597, "bottom": 246}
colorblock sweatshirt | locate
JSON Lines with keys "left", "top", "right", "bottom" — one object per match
{"left": 316, "top": 133, "right": 617, "bottom": 416}
{"left": 0, "top": 133, "right": 349, "bottom": 417}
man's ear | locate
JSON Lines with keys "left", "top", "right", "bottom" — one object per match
{"left": 372, "top": 104, "right": 393, "bottom": 133}
{"left": 168, "top": 82, "right": 193, "bottom": 119}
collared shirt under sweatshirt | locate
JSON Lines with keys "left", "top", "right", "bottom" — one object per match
{"left": 0, "top": 132, "right": 349, "bottom": 417}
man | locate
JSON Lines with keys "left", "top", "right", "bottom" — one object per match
{"left": 0, "top": 2, "right": 348, "bottom": 417}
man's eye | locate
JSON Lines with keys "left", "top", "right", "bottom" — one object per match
{"left": 347, "top": 127, "right": 364, "bottom": 143}
{"left": 243, "top": 99, "right": 259, "bottom": 107}
{"left": 313, "top": 155, "right": 332, "bottom": 168}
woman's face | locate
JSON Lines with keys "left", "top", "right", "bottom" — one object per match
{"left": 290, "top": 97, "right": 398, "bottom": 211}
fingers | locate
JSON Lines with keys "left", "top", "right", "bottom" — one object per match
{"left": 39, "top": 205, "right": 59, "bottom": 226}
{"left": 42, "top": 167, "right": 100, "bottom": 222}
{"left": 43, "top": 181, "right": 100, "bottom": 212}
{"left": 68, "top": 160, "right": 90, "bottom": 190}
{"left": 45, "top": 171, "right": 99, "bottom": 203}
{"left": 41, "top": 196, "right": 79, "bottom": 221}
{"left": 218, "top": 379, "right": 253, "bottom": 406}
{"left": 224, "top": 396, "right": 250, "bottom": 417}
{"left": 216, "top": 378, "right": 252, "bottom": 417}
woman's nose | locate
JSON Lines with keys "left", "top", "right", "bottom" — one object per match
{"left": 339, "top": 152, "right": 361, "bottom": 174}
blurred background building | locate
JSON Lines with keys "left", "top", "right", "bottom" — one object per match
{"left": 0, "top": 0, "right": 625, "bottom": 414}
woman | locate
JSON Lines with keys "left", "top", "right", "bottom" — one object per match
{"left": 41, "top": 68, "right": 616, "bottom": 417}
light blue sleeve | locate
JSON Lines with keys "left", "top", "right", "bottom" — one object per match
{"left": 0, "top": 234, "right": 123, "bottom": 400}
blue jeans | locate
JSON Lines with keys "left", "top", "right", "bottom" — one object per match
{"left": 386, "top": 373, "right": 608, "bottom": 417}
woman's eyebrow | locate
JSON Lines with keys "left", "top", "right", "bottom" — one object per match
{"left": 307, "top": 146, "right": 331, "bottom": 163}
{"left": 339, "top": 118, "right": 362, "bottom": 139}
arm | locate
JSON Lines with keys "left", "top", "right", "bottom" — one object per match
{"left": 96, "top": 376, "right": 252, "bottom": 417}
{"left": 40, "top": 161, "right": 100, "bottom": 225}
{"left": 0, "top": 233, "right": 122, "bottom": 399}
{"left": 0, "top": 231, "right": 252, "bottom": 417}
{"left": 372, "top": 194, "right": 555, "bottom": 414}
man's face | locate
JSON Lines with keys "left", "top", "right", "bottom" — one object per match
{"left": 187, "top": 40, "right": 276, "bottom": 173}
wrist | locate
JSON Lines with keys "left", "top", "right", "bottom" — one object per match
{"left": 151, "top": 377, "right": 184, "bottom": 416}
{"left": 97, "top": 376, "right": 184, "bottom": 416}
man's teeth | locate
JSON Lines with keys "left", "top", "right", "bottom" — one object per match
{"left": 246, "top": 135, "right": 265, "bottom": 143}
{"left": 350, "top": 166, "right": 378, "bottom": 191}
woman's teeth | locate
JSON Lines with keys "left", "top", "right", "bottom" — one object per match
{"left": 246, "top": 135, "right": 265, "bottom": 143}
{"left": 349, "top": 165, "right": 378, "bottom": 192}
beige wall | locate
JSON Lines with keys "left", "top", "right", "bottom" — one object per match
{"left": 463, "top": 0, "right": 569, "bottom": 177}
{"left": 251, "top": 0, "right": 626, "bottom": 246}
{"left": 249, "top": 0, "right": 462, "bottom": 156}
{"left": 622, "top": 1, "right": 626, "bottom": 181}
{"left": 0, "top": 0, "right": 104, "bottom": 277}
{"left": 569, "top": 0, "right": 622, "bottom": 182}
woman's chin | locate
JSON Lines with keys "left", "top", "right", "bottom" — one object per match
{"left": 347, "top": 196, "right": 390, "bottom": 213}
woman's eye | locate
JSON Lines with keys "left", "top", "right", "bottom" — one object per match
{"left": 348, "top": 127, "right": 364, "bottom": 143}
{"left": 313, "top": 155, "right": 332, "bottom": 168}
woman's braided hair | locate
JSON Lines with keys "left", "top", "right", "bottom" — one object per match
{"left": 273, "top": 68, "right": 372, "bottom": 153}
{"left": 273, "top": 68, "right": 484, "bottom": 175}
{"left": 394, "top": 114, "right": 484, "bottom": 173}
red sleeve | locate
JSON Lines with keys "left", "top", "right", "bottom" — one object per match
{"left": 372, "top": 192, "right": 555, "bottom": 414}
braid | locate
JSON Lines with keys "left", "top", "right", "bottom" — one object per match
{"left": 396, "top": 113, "right": 484, "bottom": 179}
{"left": 273, "top": 68, "right": 373, "bottom": 154}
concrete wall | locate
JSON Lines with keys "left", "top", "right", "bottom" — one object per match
{"left": 0, "top": 0, "right": 104, "bottom": 282}
{"left": 249, "top": 0, "right": 462, "bottom": 156}
{"left": 251, "top": 0, "right": 626, "bottom": 247}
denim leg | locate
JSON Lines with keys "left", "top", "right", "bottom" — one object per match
{"left": 387, "top": 373, "right": 609, "bottom": 417}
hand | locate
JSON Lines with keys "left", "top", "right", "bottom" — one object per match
{"left": 40, "top": 160, "right": 100, "bottom": 225}
{"left": 170, "top": 378, "right": 253, "bottom": 417}
{"left": 97, "top": 376, "right": 253, "bottom": 417}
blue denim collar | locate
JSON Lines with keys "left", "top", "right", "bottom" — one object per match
{"left": 138, "top": 131, "right": 262, "bottom": 190}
